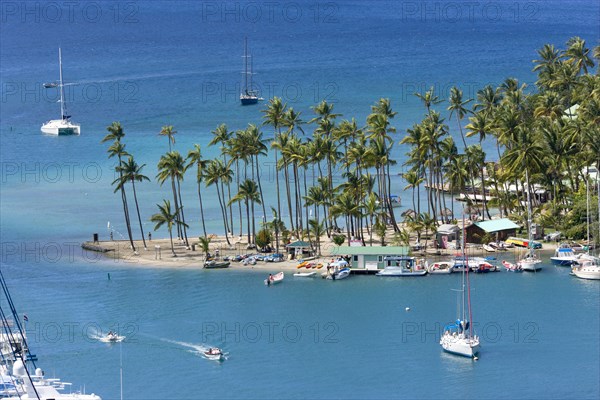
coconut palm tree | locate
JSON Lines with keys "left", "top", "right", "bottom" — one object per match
{"left": 465, "top": 111, "right": 492, "bottom": 219}
{"left": 448, "top": 86, "right": 472, "bottom": 149}
{"left": 262, "top": 97, "right": 287, "bottom": 223}
{"left": 205, "top": 159, "right": 233, "bottom": 246}
{"left": 308, "top": 218, "right": 325, "bottom": 256}
{"left": 186, "top": 144, "right": 208, "bottom": 238}
{"left": 114, "top": 156, "right": 150, "bottom": 250}
{"left": 159, "top": 125, "right": 177, "bottom": 151}
{"left": 101, "top": 122, "right": 136, "bottom": 252}
{"left": 157, "top": 151, "right": 189, "bottom": 247}
{"left": 564, "top": 36, "right": 594, "bottom": 75}
{"left": 229, "top": 179, "right": 261, "bottom": 245}
{"left": 150, "top": 200, "right": 187, "bottom": 257}
{"left": 209, "top": 124, "right": 234, "bottom": 236}
{"left": 415, "top": 86, "right": 442, "bottom": 115}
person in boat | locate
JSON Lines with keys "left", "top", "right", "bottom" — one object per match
{"left": 267, "top": 274, "right": 272, "bottom": 286}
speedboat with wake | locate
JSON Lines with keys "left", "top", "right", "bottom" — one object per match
{"left": 203, "top": 347, "right": 224, "bottom": 361}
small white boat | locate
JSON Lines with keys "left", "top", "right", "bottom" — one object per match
{"left": 482, "top": 244, "right": 496, "bottom": 252}
{"left": 100, "top": 331, "right": 125, "bottom": 343}
{"left": 41, "top": 48, "right": 80, "bottom": 136}
{"left": 203, "top": 347, "right": 224, "bottom": 361}
{"left": 293, "top": 271, "right": 317, "bottom": 278}
{"left": 501, "top": 260, "right": 522, "bottom": 272}
{"left": 571, "top": 260, "right": 600, "bottom": 280}
{"left": 376, "top": 267, "right": 427, "bottom": 276}
{"left": 518, "top": 253, "right": 542, "bottom": 271}
{"left": 326, "top": 267, "right": 350, "bottom": 280}
{"left": 265, "top": 271, "right": 284, "bottom": 285}
{"left": 377, "top": 256, "right": 428, "bottom": 276}
{"left": 428, "top": 261, "right": 454, "bottom": 274}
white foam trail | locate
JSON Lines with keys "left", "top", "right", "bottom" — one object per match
{"left": 160, "top": 338, "right": 227, "bottom": 360}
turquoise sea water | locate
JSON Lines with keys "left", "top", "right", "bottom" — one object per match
{"left": 1, "top": 1, "right": 599, "bottom": 399}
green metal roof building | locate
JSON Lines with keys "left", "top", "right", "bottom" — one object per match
{"left": 466, "top": 218, "right": 520, "bottom": 243}
{"left": 328, "top": 246, "right": 410, "bottom": 270}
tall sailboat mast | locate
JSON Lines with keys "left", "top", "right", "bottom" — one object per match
{"left": 525, "top": 168, "right": 533, "bottom": 257}
{"left": 59, "top": 47, "right": 66, "bottom": 120}
{"left": 244, "top": 37, "right": 249, "bottom": 94}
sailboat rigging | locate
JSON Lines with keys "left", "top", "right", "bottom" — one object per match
{"left": 41, "top": 48, "right": 81, "bottom": 135}
{"left": 517, "top": 169, "right": 542, "bottom": 271}
{"left": 240, "top": 38, "right": 261, "bottom": 105}
{"left": 440, "top": 214, "right": 480, "bottom": 359}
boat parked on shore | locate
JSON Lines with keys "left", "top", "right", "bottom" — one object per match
{"left": 204, "top": 260, "right": 231, "bottom": 268}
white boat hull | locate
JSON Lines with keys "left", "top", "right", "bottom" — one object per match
{"left": 519, "top": 260, "right": 542, "bottom": 271}
{"left": 572, "top": 266, "right": 600, "bottom": 280}
{"left": 376, "top": 267, "right": 427, "bottom": 276}
{"left": 41, "top": 119, "right": 80, "bottom": 135}
{"left": 440, "top": 332, "right": 480, "bottom": 358}
{"left": 293, "top": 272, "right": 317, "bottom": 278}
{"left": 326, "top": 268, "right": 350, "bottom": 280}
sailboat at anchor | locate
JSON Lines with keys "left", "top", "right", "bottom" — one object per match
{"left": 440, "top": 214, "right": 481, "bottom": 359}
{"left": 240, "top": 37, "right": 262, "bottom": 105}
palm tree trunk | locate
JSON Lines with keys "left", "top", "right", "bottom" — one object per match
{"left": 283, "top": 160, "right": 295, "bottom": 233}
{"left": 170, "top": 177, "right": 181, "bottom": 239}
{"left": 168, "top": 227, "right": 175, "bottom": 256}
{"left": 216, "top": 184, "right": 231, "bottom": 245}
{"left": 275, "top": 148, "right": 282, "bottom": 231}
{"left": 131, "top": 180, "right": 147, "bottom": 250}
{"left": 237, "top": 159, "right": 243, "bottom": 238}
{"left": 254, "top": 154, "right": 267, "bottom": 220}
{"left": 197, "top": 180, "right": 207, "bottom": 238}
{"left": 245, "top": 199, "right": 251, "bottom": 244}
{"left": 176, "top": 179, "right": 189, "bottom": 247}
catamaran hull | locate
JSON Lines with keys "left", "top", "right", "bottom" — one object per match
{"left": 41, "top": 120, "right": 80, "bottom": 135}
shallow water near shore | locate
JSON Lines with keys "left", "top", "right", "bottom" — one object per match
{"left": 3, "top": 256, "right": 599, "bottom": 399}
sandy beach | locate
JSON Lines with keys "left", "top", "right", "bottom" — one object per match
{"left": 82, "top": 232, "right": 564, "bottom": 271}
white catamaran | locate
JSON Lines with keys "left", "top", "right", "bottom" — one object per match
{"left": 41, "top": 48, "right": 80, "bottom": 135}
{"left": 440, "top": 216, "right": 481, "bottom": 359}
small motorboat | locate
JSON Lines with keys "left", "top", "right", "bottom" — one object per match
{"left": 550, "top": 243, "right": 578, "bottom": 266}
{"left": 101, "top": 331, "right": 125, "bottom": 343}
{"left": 571, "top": 259, "right": 600, "bottom": 280}
{"left": 428, "top": 261, "right": 454, "bottom": 274}
{"left": 482, "top": 244, "right": 496, "bottom": 252}
{"left": 293, "top": 271, "right": 317, "bottom": 278}
{"left": 203, "top": 347, "right": 224, "bottom": 361}
{"left": 265, "top": 271, "right": 284, "bottom": 285}
{"left": 204, "top": 260, "right": 231, "bottom": 269}
{"left": 326, "top": 267, "right": 350, "bottom": 280}
{"left": 501, "top": 260, "right": 522, "bottom": 272}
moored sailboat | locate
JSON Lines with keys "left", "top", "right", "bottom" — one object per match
{"left": 240, "top": 38, "right": 261, "bottom": 105}
{"left": 41, "top": 48, "right": 80, "bottom": 135}
{"left": 517, "top": 170, "right": 542, "bottom": 271}
{"left": 440, "top": 215, "right": 480, "bottom": 359}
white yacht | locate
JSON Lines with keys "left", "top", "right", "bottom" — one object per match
{"left": 41, "top": 48, "right": 80, "bottom": 135}
{"left": 440, "top": 216, "right": 480, "bottom": 359}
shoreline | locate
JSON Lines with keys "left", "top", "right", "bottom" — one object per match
{"left": 81, "top": 234, "right": 565, "bottom": 271}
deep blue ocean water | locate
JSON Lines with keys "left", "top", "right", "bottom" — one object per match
{"left": 1, "top": 1, "right": 599, "bottom": 399}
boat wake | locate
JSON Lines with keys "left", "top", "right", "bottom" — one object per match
{"left": 87, "top": 327, "right": 126, "bottom": 343}
{"left": 160, "top": 338, "right": 227, "bottom": 361}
